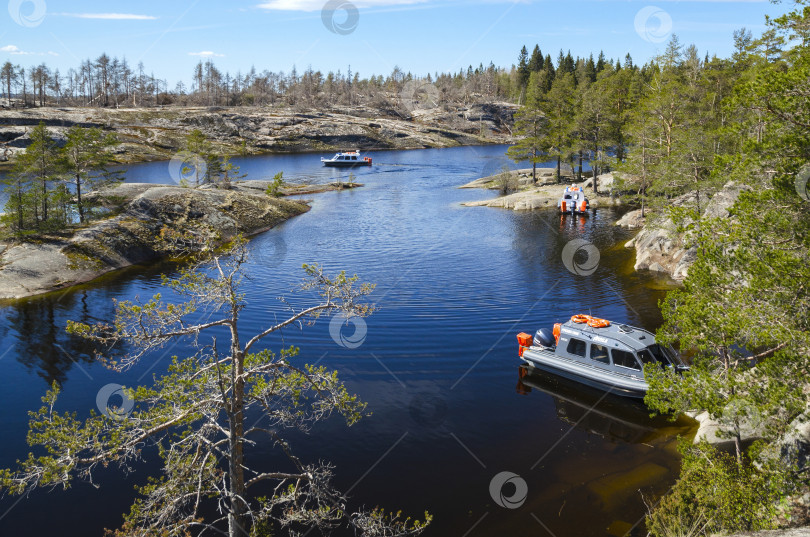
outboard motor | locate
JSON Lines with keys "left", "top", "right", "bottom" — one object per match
{"left": 534, "top": 328, "right": 556, "bottom": 348}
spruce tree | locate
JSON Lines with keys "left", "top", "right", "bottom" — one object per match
{"left": 517, "top": 45, "right": 530, "bottom": 95}
{"left": 528, "top": 45, "right": 544, "bottom": 72}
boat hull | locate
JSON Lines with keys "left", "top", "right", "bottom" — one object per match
{"left": 521, "top": 347, "right": 648, "bottom": 398}
{"left": 322, "top": 161, "right": 372, "bottom": 168}
{"left": 561, "top": 208, "right": 590, "bottom": 215}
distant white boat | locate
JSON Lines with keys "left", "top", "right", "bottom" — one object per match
{"left": 321, "top": 150, "right": 372, "bottom": 167}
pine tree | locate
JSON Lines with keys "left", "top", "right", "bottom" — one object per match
{"left": 1, "top": 166, "right": 33, "bottom": 234}
{"left": 183, "top": 129, "right": 221, "bottom": 186}
{"left": 541, "top": 72, "right": 576, "bottom": 182}
{"left": 507, "top": 71, "right": 549, "bottom": 183}
{"left": 11, "top": 122, "right": 62, "bottom": 229}
{"left": 575, "top": 77, "right": 612, "bottom": 192}
{"left": 1, "top": 241, "right": 432, "bottom": 537}
{"left": 62, "top": 126, "right": 121, "bottom": 223}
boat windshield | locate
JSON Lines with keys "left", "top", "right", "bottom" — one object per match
{"left": 637, "top": 344, "right": 673, "bottom": 366}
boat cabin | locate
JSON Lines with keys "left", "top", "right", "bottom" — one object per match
{"left": 321, "top": 150, "right": 373, "bottom": 167}
{"left": 553, "top": 323, "right": 677, "bottom": 372}
{"left": 517, "top": 315, "right": 686, "bottom": 397}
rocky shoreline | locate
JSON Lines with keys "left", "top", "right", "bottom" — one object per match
{"left": 461, "top": 167, "right": 753, "bottom": 284}
{"left": 460, "top": 167, "right": 620, "bottom": 211}
{"left": 0, "top": 103, "right": 517, "bottom": 166}
{"left": 616, "top": 182, "right": 751, "bottom": 281}
{"left": 0, "top": 180, "right": 356, "bottom": 300}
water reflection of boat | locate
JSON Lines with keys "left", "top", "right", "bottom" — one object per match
{"left": 516, "top": 365, "right": 693, "bottom": 444}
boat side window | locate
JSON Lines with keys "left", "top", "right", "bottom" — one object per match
{"left": 637, "top": 349, "right": 658, "bottom": 368}
{"left": 611, "top": 349, "right": 641, "bottom": 370}
{"left": 646, "top": 344, "right": 673, "bottom": 365}
{"left": 566, "top": 338, "right": 588, "bottom": 358}
{"left": 590, "top": 344, "right": 610, "bottom": 364}
{"left": 351, "top": 156, "right": 357, "bottom": 160}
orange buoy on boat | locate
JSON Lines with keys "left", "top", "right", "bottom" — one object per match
{"left": 587, "top": 317, "right": 610, "bottom": 328}
{"left": 571, "top": 314, "right": 592, "bottom": 324}
{"left": 517, "top": 332, "right": 533, "bottom": 357}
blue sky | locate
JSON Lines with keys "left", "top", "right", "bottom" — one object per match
{"left": 0, "top": 0, "right": 786, "bottom": 85}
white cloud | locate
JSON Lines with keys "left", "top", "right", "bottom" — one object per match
{"left": 0, "top": 45, "right": 58, "bottom": 56}
{"left": 1, "top": 45, "right": 34, "bottom": 55}
{"left": 189, "top": 51, "right": 225, "bottom": 57}
{"left": 58, "top": 13, "right": 158, "bottom": 20}
{"left": 257, "top": 0, "right": 428, "bottom": 11}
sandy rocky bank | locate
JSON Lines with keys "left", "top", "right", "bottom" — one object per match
{"left": 0, "top": 103, "right": 517, "bottom": 164}
{"left": 460, "top": 167, "right": 619, "bottom": 210}
{"left": 0, "top": 181, "right": 356, "bottom": 300}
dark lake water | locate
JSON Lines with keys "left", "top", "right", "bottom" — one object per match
{"left": 0, "top": 145, "right": 693, "bottom": 536}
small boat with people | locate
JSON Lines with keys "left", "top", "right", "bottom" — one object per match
{"left": 321, "top": 149, "right": 373, "bottom": 167}
{"left": 516, "top": 315, "right": 688, "bottom": 398}
{"left": 558, "top": 184, "right": 590, "bottom": 214}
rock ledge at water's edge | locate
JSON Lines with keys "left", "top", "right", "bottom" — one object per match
{"left": 617, "top": 182, "right": 752, "bottom": 281}
{"left": 461, "top": 168, "right": 619, "bottom": 210}
{"left": 0, "top": 180, "right": 344, "bottom": 300}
